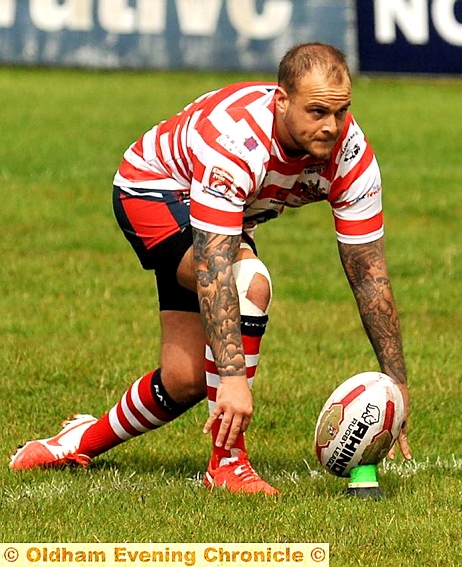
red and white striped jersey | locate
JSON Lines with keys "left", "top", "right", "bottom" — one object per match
{"left": 114, "top": 82, "right": 383, "bottom": 244}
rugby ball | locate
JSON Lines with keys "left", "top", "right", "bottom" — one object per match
{"left": 314, "top": 371, "right": 404, "bottom": 477}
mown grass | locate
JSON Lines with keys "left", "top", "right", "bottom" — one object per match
{"left": 0, "top": 68, "right": 461, "bottom": 566}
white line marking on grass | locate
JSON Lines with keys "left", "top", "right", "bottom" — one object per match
{"left": 381, "top": 455, "right": 462, "bottom": 476}
{"left": 4, "top": 456, "right": 460, "bottom": 501}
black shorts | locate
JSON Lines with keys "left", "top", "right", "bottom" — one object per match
{"left": 113, "top": 185, "right": 258, "bottom": 313}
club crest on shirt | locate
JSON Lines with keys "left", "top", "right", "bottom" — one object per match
{"left": 299, "top": 179, "right": 327, "bottom": 202}
{"left": 286, "top": 178, "right": 327, "bottom": 206}
{"left": 203, "top": 166, "right": 236, "bottom": 200}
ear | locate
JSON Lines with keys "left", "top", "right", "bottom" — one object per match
{"left": 274, "top": 86, "right": 289, "bottom": 115}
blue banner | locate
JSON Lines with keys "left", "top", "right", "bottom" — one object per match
{"left": 356, "top": 0, "right": 462, "bottom": 74}
{"left": 0, "top": 0, "right": 350, "bottom": 72}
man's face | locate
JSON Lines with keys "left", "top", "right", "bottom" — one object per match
{"left": 275, "top": 69, "right": 351, "bottom": 159}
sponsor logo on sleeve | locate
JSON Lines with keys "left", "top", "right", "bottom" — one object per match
{"left": 342, "top": 184, "right": 382, "bottom": 207}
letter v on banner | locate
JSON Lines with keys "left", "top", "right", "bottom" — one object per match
{"left": 176, "top": 0, "right": 222, "bottom": 35}
{"left": 227, "top": 0, "right": 293, "bottom": 40}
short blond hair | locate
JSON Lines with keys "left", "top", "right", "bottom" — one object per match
{"left": 278, "top": 42, "right": 351, "bottom": 94}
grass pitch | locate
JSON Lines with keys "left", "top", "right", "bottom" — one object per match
{"left": 0, "top": 68, "right": 461, "bottom": 567}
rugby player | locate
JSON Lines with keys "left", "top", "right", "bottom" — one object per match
{"left": 10, "top": 43, "right": 412, "bottom": 495}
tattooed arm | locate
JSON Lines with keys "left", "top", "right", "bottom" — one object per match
{"left": 338, "top": 237, "right": 412, "bottom": 460}
{"left": 193, "top": 227, "right": 252, "bottom": 450}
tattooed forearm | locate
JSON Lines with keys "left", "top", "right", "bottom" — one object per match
{"left": 338, "top": 238, "right": 407, "bottom": 384}
{"left": 193, "top": 227, "right": 246, "bottom": 378}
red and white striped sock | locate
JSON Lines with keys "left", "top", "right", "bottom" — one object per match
{"left": 206, "top": 314, "right": 268, "bottom": 464}
{"left": 78, "top": 369, "right": 189, "bottom": 458}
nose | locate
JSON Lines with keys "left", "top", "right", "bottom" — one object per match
{"left": 321, "top": 114, "right": 337, "bottom": 135}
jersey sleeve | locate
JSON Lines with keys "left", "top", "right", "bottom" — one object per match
{"left": 328, "top": 117, "right": 384, "bottom": 245}
{"left": 189, "top": 113, "right": 270, "bottom": 235}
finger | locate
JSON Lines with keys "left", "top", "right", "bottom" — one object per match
{"left": 387, "top": 444, "right": 396, "bottom": 460}
{"left": 387, "top": 427, "right": 412, "bottom": 461}
{"left": 240, "top": 414, "right": 252, "bottom": 433}
{"left": 398, "top": 429, "right": 412, "bottom": 461}
{"left": 224, "top": 416, "right": 243, "bottom": 450}
{"left": 223, "top": 412, "right": 253, "bottom": 449}
{"left": 202, "top": 410, "right": 221, "bottom": 435}
{"left": 216, "top": 415, "right": 234, "bottom": 448}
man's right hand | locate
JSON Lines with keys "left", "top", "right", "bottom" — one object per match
{"left": 203, "top": 375, "right": 253, "bottom": 450}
